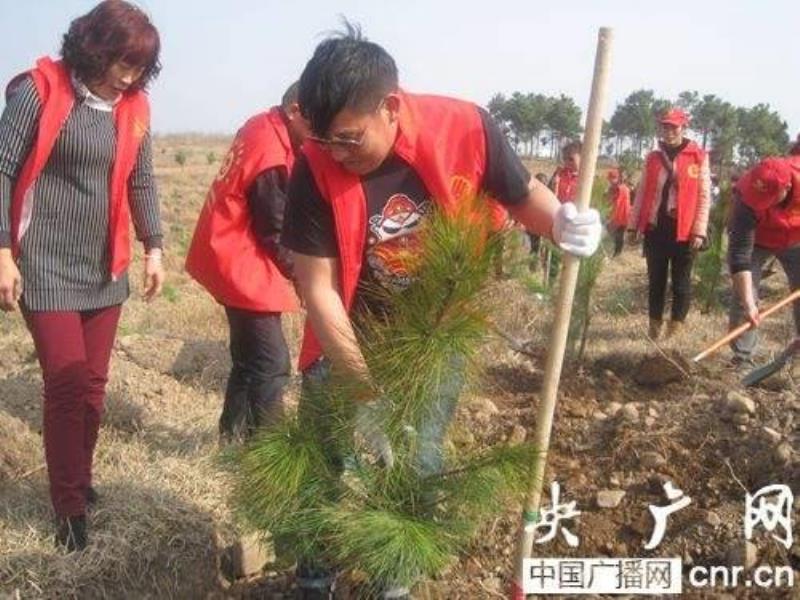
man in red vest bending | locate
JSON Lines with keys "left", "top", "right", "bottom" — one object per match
{"left": 728, "top": 156, "right": 800, "bottom": 366}
{"left": 186, "top": 83, "right": 309, "bottom": 442}
{"left": 281, "top": 26, "right": 601, "bottom": 599}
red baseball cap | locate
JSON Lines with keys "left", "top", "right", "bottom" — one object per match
{"left": 737, "top": 157, "right": 793, "bottom": 211}
{"left": 659, "top": 108, "right": 690, "bottom": 127}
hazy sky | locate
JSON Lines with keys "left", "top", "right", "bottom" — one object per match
{"left": 1, "top": 0, "right": 798, "bottom": 137}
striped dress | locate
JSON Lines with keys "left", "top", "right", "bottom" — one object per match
{"left": 0, "top": 75, "right": 162, "bottom": 311}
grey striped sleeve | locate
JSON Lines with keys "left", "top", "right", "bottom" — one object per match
{"left": 128, "top": 131, "right": 162, "bottom": 250}
{"left": 0, "top": 76, "right": 41, "bottom": 247}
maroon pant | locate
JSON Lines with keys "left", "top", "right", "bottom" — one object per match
{"left": 23, "top": 305, "right": 122, "bottom": 517}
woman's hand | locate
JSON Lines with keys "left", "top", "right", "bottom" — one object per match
{"left": 143, "top": 250, "right": 164, "bottom": 302}
{"left": 0, "top": 249, "right": 22, "bottom": 312}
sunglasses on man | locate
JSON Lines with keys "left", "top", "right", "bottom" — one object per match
{"left": 307, "top": 99, "right": 387, "bottom": 150}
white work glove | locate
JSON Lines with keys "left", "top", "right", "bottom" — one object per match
{"left": 354, "top": 400, "right": 394, "bottom": 469}
{"left": 552, "top": 202, "right": 602, "bottom": 258}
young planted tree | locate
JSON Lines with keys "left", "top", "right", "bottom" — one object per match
{"left": 694, "top": 184, "right": 731, "bottom": 313}
{"left": 227, "top": 198, "right": 535, "bottom": 594}
{"left": 566, "top": 177, "right": 609, "bottom": 362}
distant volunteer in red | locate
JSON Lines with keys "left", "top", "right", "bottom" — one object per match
{"left": 550, "top": 140, "right": 582, "bottom": 203}
{"left": 728, "top": 156, "right": 800, "bottom": 366}
{"left": 628, "top": 108, "right": 710, "bottom": 339}
{"left": 605, "top": 168, "right": 630, "bottom": 257}
{"left": 186, "top": 83, "right": 309, "bottom": 443}
{"left": 0, "top": 0, "right": 164, "bottom": 552}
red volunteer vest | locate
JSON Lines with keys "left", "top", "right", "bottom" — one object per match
{"left": 609, "top": 183, "right": 631, "bottom": 228}
{"left": 297, "top": 92, "right": 507, "bottom": 370}
{"left": 185, "top": 108, "right": 298, "bottom": 312}
{"left": 742, "top": 156, "right": 800, "bottom": 251}
{"left": 7, "top": 57, "right": 149, "bottom": 280}
{"left": 637, "top": 141, "right": 706, "bottom": 242}
{"left": 553, "top": 166, "right": 578, "bottom": 203}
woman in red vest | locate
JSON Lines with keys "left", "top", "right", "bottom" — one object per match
{"left": 185, "top": 83, "right": 308, "bottom": 443}
{"left": 0, "top": 1, "right": 163, "bottom": 551}
{"left": 728, "top": 156, "right": 800, "bottom": 366}
{"left": 605, "top": 168, "right": 631, "bottom": 257}
{"left": 628, "top": 108, "right": 710, "bottom": 339}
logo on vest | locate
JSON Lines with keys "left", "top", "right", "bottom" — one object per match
{"left": 450, "top": 175, "right": 475, "bottom": 201}
{"left": 687, "top": 164, "right": 701, "bottom": 179}
{"left": 367, "top": 194, "right": 432, "bottom": 291}
{"left": 216, "top": 141, "right": 244, "bottom": 183}
{"left": 133, "top": 118, "right": 148, "bottom": 140}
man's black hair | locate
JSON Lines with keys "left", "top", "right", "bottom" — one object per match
{"left": 281, "top": 81, "right": 300, "bottom": 110}
{"left": 299, "top": 20, "right": 398, "bottom": 136}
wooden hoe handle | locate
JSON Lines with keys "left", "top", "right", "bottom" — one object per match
{"left": 692, "top": 288, "right": 800, "bottom": 363}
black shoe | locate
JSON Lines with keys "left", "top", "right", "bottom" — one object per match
{"left": 295, "top": 565, "right": 336, "bottom": 600}
{"left": 295, "top": 590, "right": 333, "bottom": 600}
{"left": 55, "top": 515, "right": 88, "bottom": 552}
{"left": 295, "top": 586, "right": 335, "bottom": 600}
{"left": 86, "top": 487, "right": 99, "bottom": 507}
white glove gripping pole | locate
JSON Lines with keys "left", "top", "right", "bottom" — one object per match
{"left": 511, "top": 27, "right": 614, "bottom": 600}
{"left": 552, "top": 202, "right": 602, "bottom": 258}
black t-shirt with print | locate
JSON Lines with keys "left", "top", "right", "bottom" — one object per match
{"left": 282, "top": 108, "right": 530, "bottom": 315}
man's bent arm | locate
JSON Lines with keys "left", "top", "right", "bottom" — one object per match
{"left": 507, "top": 176, "right": 560, "bottom": 238}
{"left": 294, "top": 252, "right": 373, "bottom": 389}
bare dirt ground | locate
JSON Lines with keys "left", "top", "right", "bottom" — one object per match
{"left": 1, "top": 137, "right": 798, "bottom": 599}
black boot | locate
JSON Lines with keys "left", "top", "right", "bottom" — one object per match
{"left": 86, "top": 487, "right": 99, "bottom": 508}
{"left": 295, "top": 563, "right": 335, "bottom": 600}
{"left": 55, "top": 515, "right": 88, "bottom": 552}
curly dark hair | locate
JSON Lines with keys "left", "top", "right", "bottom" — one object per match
{"left": 60, "top": 0, "right": 161, "bottom": 91}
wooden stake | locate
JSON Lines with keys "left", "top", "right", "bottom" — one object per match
{"left": 511, "top": 27, "right": 614, "bottom": 599}
{"left": 543, "top": 246, "right": 552, "bottom": 289}
{"left": 692, "top": 287, "right": 800, "bottom": 363}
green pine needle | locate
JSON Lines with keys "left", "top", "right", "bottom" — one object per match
{"left": 226, "top": 196, "right": 535, "bottom": 583}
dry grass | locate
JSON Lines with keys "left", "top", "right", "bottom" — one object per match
{"left": 1, "top": 136, "right": 797, "bottom": 598}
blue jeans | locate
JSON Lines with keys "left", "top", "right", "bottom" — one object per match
{"left": 300, "top": 356, "right": 465, "bottom": 477}
{"left": 295, "top": 355, "right": 466, "bottom": 595}
{"left": 729, "top": 245, "right": 800, "bottom": 361}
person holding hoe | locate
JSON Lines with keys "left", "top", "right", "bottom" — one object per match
{"left": 728, "top": 156, "right": 800, "bottom": 368}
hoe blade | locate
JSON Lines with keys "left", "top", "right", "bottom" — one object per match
{"left": 741, "top": 348, "right": 792, "bottom": 387}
